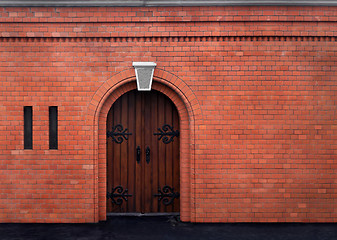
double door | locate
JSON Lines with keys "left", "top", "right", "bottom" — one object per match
{"left": 106, "top": 90, "right": 180, "bottom": 213}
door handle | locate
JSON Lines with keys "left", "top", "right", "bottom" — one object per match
{"left": 146, "top": 146, "right": 150, "bottom": 164}
{"left": 136, "top": 146, "right": 141, "bottom": 164}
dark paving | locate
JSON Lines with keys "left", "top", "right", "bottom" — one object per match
{"left": 0, "top": 216, "right": 336, "bottom": 240}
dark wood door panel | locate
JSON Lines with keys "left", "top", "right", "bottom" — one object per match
{"left": 107, "top": 90, "right": 180, "bottom": 213}
{"left": 150, "top": 92, "right": 180, "bottom": 213}
{"left": 107, "top": 91, "right": 140, "bottom": 213}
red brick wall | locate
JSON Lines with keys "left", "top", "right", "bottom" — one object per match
{"left": 0, "top": 6, "right": 336, "bottom": 223}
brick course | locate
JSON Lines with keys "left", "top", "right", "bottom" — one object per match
{"left": 0, "top": 6, "right": 336, "bottom": 223}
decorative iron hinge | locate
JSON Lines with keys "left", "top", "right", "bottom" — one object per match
{"left": 153, "top": 124, "right": 179, "bottom": 144}
{"left": 107, "top": 124, "right": 132, "bottom": 144}
{"left": 107, "top": 186, "right": 132, "bottom": 205}
{"left": 154, "top": 185, "right": 180, "bottom": 206}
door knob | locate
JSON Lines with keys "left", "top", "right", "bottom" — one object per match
{"left": 136, "top": 146, "right": 141, "bottom": 164}
{"left": 146, "top": 146, "right": 150, "bottom": 164}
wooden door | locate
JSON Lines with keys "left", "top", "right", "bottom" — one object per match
{"left": 106, "top": 90, "right": 180, "bottom": 213}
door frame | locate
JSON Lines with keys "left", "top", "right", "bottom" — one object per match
{"left": 87, "top": 68, "right": 201, "bottom": 222}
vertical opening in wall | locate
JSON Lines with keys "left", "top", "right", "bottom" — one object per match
{"left": 24, "top": 106, "right": 32, "bottom": 149}
{"left": 49, "top": 106, "right": 58, "bottom": 149}
{"left": 106, "top": 90, "right": 180, "bottom": 214}
{"left": 93, "top": 70, "right": 195, "bottom": 222}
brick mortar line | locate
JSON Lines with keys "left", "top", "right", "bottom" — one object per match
{"left": 1, "top": 20, "right": 337, "bottom": 24}
{"left": 0, "top": 36, "right": 335, "bottom": 42}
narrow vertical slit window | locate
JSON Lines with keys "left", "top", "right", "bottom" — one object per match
{"left": 49, "top": 106, "right": 58, "bottom": 149}
{"left": 24, "top": 106, "right": 32, "bottom": 149}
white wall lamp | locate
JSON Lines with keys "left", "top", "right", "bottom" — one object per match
{"left": 133, "top": 62, "right": 157, "bottom": 91}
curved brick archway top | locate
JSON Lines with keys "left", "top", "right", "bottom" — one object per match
{"left": 87, "top": 68, "right": 201, "bottom": 222}
{"left": 88, "top": 68, "right": 201, "bottom": 123}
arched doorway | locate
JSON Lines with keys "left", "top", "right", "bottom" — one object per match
{"left": 88, "top": 68, "right": 199, "bottom": 221}
{"left": 106, "top": 89, "right": 180, "bottom": 214}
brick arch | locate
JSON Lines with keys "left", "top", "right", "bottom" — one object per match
{"left": 87, "top": 68, "right": 201, "bottom": 222}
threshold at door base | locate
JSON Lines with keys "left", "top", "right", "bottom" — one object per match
{"left": 106, "top": 212, "right": 179, "bottom": 217}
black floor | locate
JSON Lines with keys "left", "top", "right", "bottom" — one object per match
{"left": 0, "top": 216, "right": 336, "bottom": 240}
